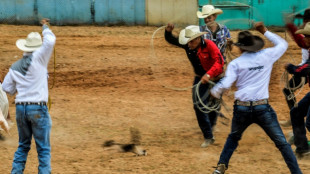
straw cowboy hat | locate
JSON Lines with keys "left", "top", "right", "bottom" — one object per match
{"left": 295, "top": 22, "right": 310, "bottom": 35}
{"left": 16, "top": 32, "right": 42, "bottom": 52}
{"left": 234, "top": 31, "right": 264, "bottom": 52}
{"left": 197, "top": 5, "right": 223, "bottom": 19}
{"left": 179, "top": 25, "right": 207, "bottom": 45}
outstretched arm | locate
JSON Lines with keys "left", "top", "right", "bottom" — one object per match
{"left": 286, "top": 23, "right": 308, "bottom": 49}
{"left": 164, "top": 23, "right": 186, "bottom": 49}
{"left": 34, "top": 18, "right": 56, "bottom": 67}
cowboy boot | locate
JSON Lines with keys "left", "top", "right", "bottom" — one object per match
{"left": 212, "top": 164, "right": 226, "bottom": 174}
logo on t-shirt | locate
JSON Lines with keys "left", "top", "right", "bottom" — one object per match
{"left": 248, "top": 66, "right": 264, "bottom": 72}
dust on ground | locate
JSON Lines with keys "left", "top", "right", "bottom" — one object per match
{"left": 0, "top": 24, "right": 309, "bottom": 174}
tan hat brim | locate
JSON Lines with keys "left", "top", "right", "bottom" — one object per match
{"left": 295, "top": 29, "right": 310, "bottom": 35}
{"left": 16, "top": 39, "right": 42, "bottom": 52}
{"left": 178, "top": 29, "right": 207, "bottom": 45}
{"left": 197, "top": 9, "right": 223, "bottom": 19}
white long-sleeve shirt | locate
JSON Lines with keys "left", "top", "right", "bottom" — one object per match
{"left": 211, "top": 31, "right": 288, "bottom": 101}
{"left": 300, "top": 48, "right": 309, "bottom": 65}
{"left": 2, "top": 26, "right": 56, "bottom": 103}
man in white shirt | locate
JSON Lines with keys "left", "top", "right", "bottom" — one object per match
{"left": 210, "top": 22, "right": 302, "bottom": 174}
{"left": 2, "top": 19, "right": 56, "bottom": 174}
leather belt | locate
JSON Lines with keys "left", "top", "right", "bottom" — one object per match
{"left": 15, "top": 102, "right": 47, "bottom": 106}
{"left": 234, "top": 99, "right": 268, "bottom": 106}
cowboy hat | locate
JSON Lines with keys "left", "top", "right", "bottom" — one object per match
{"left": 178, "top": 25, "right": 207, "bottom": 45}
{"left": 295, "top": 22, "right": 310, "bottom": 35}
{"left": 16, "top": 32, "right": 42, "bottom": 52}
{"left": 197, "top": 5, "right": 223, "bottom": 19}
{"left": 234, "top": 31, "right": 264, "bottom": 52}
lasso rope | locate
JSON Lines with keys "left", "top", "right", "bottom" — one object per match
{"left": 150, "top": 26, "right": 195, "bottom": 91}
{"left": 280, "top": 70, "right": 306, "bottom": 105}
{"left": 47, "top": 22, "right": 56, "bottom": 111}
{"left": 193, "top": 80, "right": 221, "bottom": 113}
{"left": 47, "top": 47, "right": 56, "bottom": 111}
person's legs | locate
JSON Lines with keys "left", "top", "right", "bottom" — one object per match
{"left": 305, "top": 105, "right": 310, "bottom": 132}
{"left": 290, "top": 93, "right": 310, "bottom": 153}
{"left": 11, "top": 105, "right": 32, "bottom": 174}
{"left": 255, "top": 105, "right": 302, "bottom": 174}
{"left": 192, "top": 77, "right": 213, "bottom": 140}
{"left": 27, "top": 105, "right": 52, "bottom": 174}
{"left": 217, "top": 105, "right": 252, "bottom": 168}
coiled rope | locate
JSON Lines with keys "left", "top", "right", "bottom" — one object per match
{"left": 192, "top": 80, "right": 222, "bottom": 113}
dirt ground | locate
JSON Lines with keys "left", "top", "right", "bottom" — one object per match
{"left": 0, "top": 24, "right": 310, "bottom": 174}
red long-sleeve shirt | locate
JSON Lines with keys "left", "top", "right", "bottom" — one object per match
{"left": 286, "top": 23, "right": 308, "bottom": 49}
{"left": 197, "top": 39, "right": 224, "bottom": 78}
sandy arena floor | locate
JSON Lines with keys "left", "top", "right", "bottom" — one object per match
{"left": 0, "top": 24, "right": 309, "bottom": 174}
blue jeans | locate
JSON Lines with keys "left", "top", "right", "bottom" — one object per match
{"left": 290, "top": 92, "right": 310, "bottom": 152}
{"left": 218, "top": 104, "right": 302, "bottom": 174}
{"left": 192, "top": 76, "right": 218, "bottom": 139}
{"left": 11, "top": 104, "right": 52, "bottom": 174}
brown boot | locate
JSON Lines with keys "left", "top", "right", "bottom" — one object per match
{"left": 212, "top": 164, "right": 226, "bottom": 174}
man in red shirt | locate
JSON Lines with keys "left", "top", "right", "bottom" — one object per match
{"left": 285, "top": 21, "right": 310, "bottom": 156}
{"left": 165, "top": 24, "right": 224, "bottom": 147}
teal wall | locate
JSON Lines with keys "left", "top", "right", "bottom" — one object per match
{"left": 0, "top": 0, "right": 145, "bottom": 25}
{"left": 199, "top": 0, "right": 310, "bottom": 29}
{"left": 0, "top": 0, "right": 308, "bottom": 27}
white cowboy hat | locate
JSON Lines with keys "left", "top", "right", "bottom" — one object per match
{"left": 179, "top": 25, "right": 207, "bottom": 45}
{"left": 197, "top": 5, "right": 223, "bottom": 19}
{"left": 16, "top": 32, "right": 42, "bottom": 52}
{"left": 295, "top": 22, "right": 310, "bottom": 35}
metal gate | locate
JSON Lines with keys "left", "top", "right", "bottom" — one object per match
{"left": 199, "top": 0, "right": 310, "bottom": 29}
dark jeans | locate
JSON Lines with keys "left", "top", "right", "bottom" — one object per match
{"left": 290, "top": 92, "right": 310, "bottom": 152}
{"left": 192, "top": 76, "right": 219, "bottom": 139}
{"left": 218, "top": 104, "right": 302, "bottom": 174}
{"left": 283, "top": 75, "right": 307, "bottom": 110}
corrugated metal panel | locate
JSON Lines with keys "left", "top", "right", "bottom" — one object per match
{"left": 56, "top": 0, "right": 92, "bottom": 25}
{"left": 252, "top": 0, "right": 310, "bottom": 26}
{"left": 0, "top": 0, "right": 36, "bottom": 24}
{"left": 38, "top": 0, "right": 92, "bottom": 25}
{"left": 199, "top": 0, "right": 310, "bottom": 29}
{"left": 94, "top": 0, "right": 145, "bottom": 25}
{"left": 146, "top": 0, "right": 198, "bottom": 26}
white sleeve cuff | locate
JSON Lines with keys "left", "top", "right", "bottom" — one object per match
{"left": 210, "top": 86, "right": 222, "bottom": 99}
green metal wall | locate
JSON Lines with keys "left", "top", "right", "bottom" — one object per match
{"left": 199, "top": 0, "right": 310, "bottom": 29}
